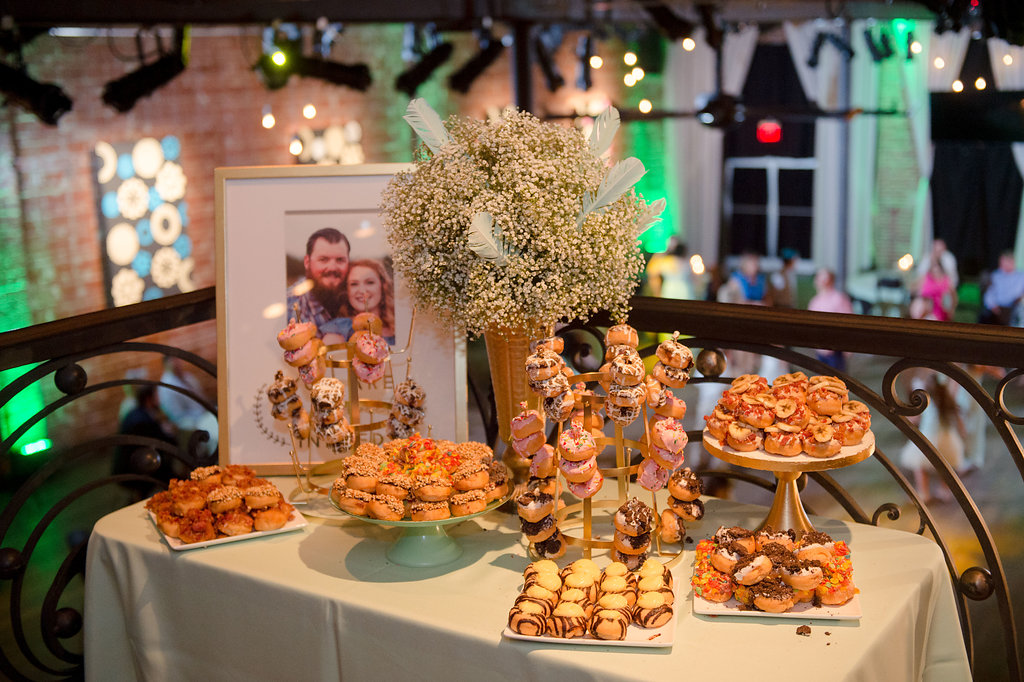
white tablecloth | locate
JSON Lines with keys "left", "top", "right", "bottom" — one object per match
{"left": 84, "top": 487, "right": 970, "bottom": 682}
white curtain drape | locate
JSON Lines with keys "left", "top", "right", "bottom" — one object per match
{"left": 847, "top": 22, "right": 881, "bottom": 277}
{"left": 664, "top": 25, "right": 758, "bottom": 267}
{"left": 987, "top": 38, "right": 1024, "bottom": 264}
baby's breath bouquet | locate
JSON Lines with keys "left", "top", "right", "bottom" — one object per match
{"left": 381, "top": 99, "right": 665, "bottom": 337}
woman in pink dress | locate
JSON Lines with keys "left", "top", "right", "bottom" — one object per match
{"left": 917, "top": 259, "right": 957, "bottom": 322}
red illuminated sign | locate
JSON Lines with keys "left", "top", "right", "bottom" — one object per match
{"left": 756, "top": 118, "right": 782, "bottom": 144}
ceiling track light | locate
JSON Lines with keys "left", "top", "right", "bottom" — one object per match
{"left": 637, "top": 2, "right": 696, "bottom": 42}
{"left": 449, "top": 27, "right": 506, "bottom": 94}
{"left": 0, "top": 62, "right": 72, "bottom": 125}
{"left": 102, "top": 26, "right": 189, "bottom": 113}
{"left": 806, "top": 31, "right": 828, "bottom": 68}
{"left": 255, "top": 23, "right": 371, "bottom": 92}
{"left": 825, "top": 33, "right": 855, "bottom": 61}
{"left": 533, "top": 26, "right": 565, "bottom": 93}
{"left": 864, "top": 28, "right": 887, "bottom": 63}
{"left": 396, "top": 24, "right": 452, "bottom": 96}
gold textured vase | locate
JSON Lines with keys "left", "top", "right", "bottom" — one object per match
{"left": 483, "top": 327, "right": 539, "bottom": 479}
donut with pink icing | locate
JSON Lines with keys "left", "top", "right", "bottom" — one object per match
{"left": 558, "top": 455, "right": 597, "bottom": 483}
{"left": 637, "top": 457, "right": 670, "bottom": 492}
{"left": 558, "top": 424, "right": 597, "bottom": 462}
{"left": 530, "top": 444, "right": 557, "bottom": 478}
{"left": 352, "top": 357, "right": 386, "bottom": 384}
{"left": 653, "top": 391, "right": 686, "bottom": 419}
{"left": 652, "top": 418, "right": 689, "bottom": 453}
{"left": 567, "top": 469, "right": 603, "bottom": 498}
{"left": 651, "top": 444, "right": 684, "bottom": 470}
{"left": 284, "top": 337, "right": 322, "bottom": 367}
{"left": 511, "top": 405, "right": 544, "bottom": 438}
{"left": 277, "top": 318, "right": 317, "bottom": 350}
{"left": 297, "top": 355, "right": 325, "bottom": 387}
{"left": 512, "top": 430, "right": 545, "bottom": 457}
{"left": 354, "top": 333, "right": 389, "bottom": 365}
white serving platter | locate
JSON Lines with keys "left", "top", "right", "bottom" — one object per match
{"left": 148, "top": 510, "right": 307, "bottom": 551}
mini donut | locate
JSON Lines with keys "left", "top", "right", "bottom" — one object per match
{"left": 796, "top": 530, "right": 835, "bottom": 564}
{"left": 266, "top": 371, "right": 297, "bottom": 404}
{"left": 533, "top": 529, "right": 567, "bottom": 560}
{"left": 454, "top": 441, "right": 494, "bottom": 464}
{"left": 512, "top": 430, "right": 546, "bottom": 457}
{"left": 449, "top": 489, "right": 487, "bottom": 516}
{"left": 726, "top": 421, "right": 762, "bottom": 452}
{"left": 703, "top": 408, "right": 734, "bottom": 442}
{"left": 526, "top": 475, "right": 558, "bottom": 497}
{"left": 243, "top": 484, "right": 281, "bottom": 510}
{"left": 271, "top": 394, "right": 303, "bottom": 421}
{"left": 352, "top": 311, "right": 383, "bottom": 335}
{"left": 637, "top": 578, "right": 675, "bottom": 607}
{"left": 612, "top": 548, "right": 649, "bottom": 572}
{"left": 774, "top": 397, "right": 810, "bottom": 430}
{"left": 732, "top": 553, "right": 773, "bottom": 585}
{"left": 714, "top": 526, "right": 756, "bottom": 554}
{"left": 525, "top": 348, "right": 564, "bottom": 382}
{"left": 763, "top": 426, "right": 803, "bottom": 457}
{"left": 214, "top": 509, "right": 254, "bottom": 536}
{"left": 755, "top": 526, "right": 796, "bottom": 552}
{"left": 508, "top": 603, "right": 548, "bottom": 636}
{"left": 669, "top": 497, "right": 704, "bottom": 522}
{"left": 310, "top": 376, "right": 345, "bottom": 411}
{"left": 614, "top": 497, "right": 654, "bottom": 536}
{"left": 218, "top": 464, "right": 256, "bottom": 488}
{"left": 655, "top": 334, "right": 693, "bottom": 369}
{"left": 613, "top": 530, "right": 652, "bottom": 555}
{"left": 659, "top": 508, "right": 684, "bottom": 544}
{"left": 653, "top": 390, "right": 686, "bottom": 419}
{"left": 607, "top": 382, "right": 646, "bottom": 408}
{"left": 206, "top": 486, "right": 244, "bottom": 514}
{"left": 652, "top": 361, "right": 690, "bottom": 389}
{"left": 529, "top": 444, "right": 557, "bottom": 478}
{"left": 735, "top": 396, "right": 775, "bottom": 429}
{"left": 176, "top": 509, "right": 217, "bottom": 544}
{"left": 352, "top": 357, "right": 386, "bottom": 385}
{"left": 651, "top": 443, "right": 684, "bottom": 470}
{"left": 452, "top": 461, "right": 489, "bottom": 491}
{"left": 516, "top": 490, "right": 555, "bottom": 523}
{"left": 291, "top": 409, "right": 311, "bottom": 439}
{"left": 277, "top": 319, "right": 317, "bottom": 350}
{"left": 525, "top": 572, "right": 562, "bottom": 597}
{"left": 831, "top": 411, "right": 867, "bottom": 446}
{"left": 563, "top": 571, "right": 599, "bottom": 602}
{"left": 386, "top": 415, "right": 416, "bottom": 440}
{"left": 543, "top": 389, "right": 575, "bottom": 423}
{"left": 411, "top": 500, "right": 451, "bottom": 522}
{"left": 529, "top": 372, "right": 570, "bottom": 398}
{"left": 412, "top": 473, "right": 453, "bottom": 502}
{"left": 376, "top": 473, "right": 413, "bottom": 500}
{"left": 605, "top": 323, "right": 639, "bottom": 348}
{"left": 297, "top": 355, "right": 326, "bottom": 387}
{"left": 597, "top": 361, "right": 614, "bottom": 392}
{"left": 710, "top": 541, "right": 748, "bottom": 574}
{"left": 597, "top": 574, "right": 637, "bottom": 606}
{"left": 816, "top": 575, "right": 857, "bottom": 606}
{"left": 520, "top": 514, "right": 557, "bottom": 543}
{"left": 558, "top": 455, "right": 598, "bottom": 483}
{"left": 652, "top": 418, "right": 688, "bottom": 453}
{"left": 605, "top": 401, "right": 642, "bottom": 426}
{"left": 633, "top": 591, "right": 673, "bottom": 628}
{"left": 523, "top": 559, "right": 560, "bottom": 585}
{"left": 780, "top": 558, "right": 824, "bottom": 591}
{"left": 394, "top": 378, "right": 426, "bottom": 408}
{"left": 610, "top": 353, "right": 645, "bottom": 387}
{"left": 596, "top": 591, "right": 633, "bottom": 618}
{"left": 393, "top": 403, "right": 425, "bottom": 427}
{"left": 589, "top": 609, "right": 629, "bottom": 641}
{"left": 636, "top": 457, "right": 670, "bottom": 492}
{"left": 567, "top": 558, "right": 602, "bottom": 579}
{"left": 530, "top": 336, "right": 565, "bottom": 355}
{"left": 511, "top": 405, "right": 544, "bottom": 438}
{"left": 520, "top": 584, "right": 558, "bottom": 608}
{"left": 605, "top": 344, "right": 639, "bottom": 362}
{"left": 750, "top": 577, "right": 796, "bottom": 613}
{"left": 318, "top": 419, "right": 355, "bottom": 449}
{"left": 690, "top": 566, "right": 733, "bottom": 603}
{"left": 644, "top": 375, "right": 667, "bottom": 409}
{"left": 315, "top": 403, "right": 346, "bottom": 426}
{"left": 807, "top": 384, "right": 847, "bottom": 416}
{"left": 566, "top": 469, "right": 603, "bottom": 499}
{"left": 283, "top": 337, "right": 323, "bottom": 367}
{"left": 513, "top": 593, "right": 553, "bottom": 620}
{"left": 728, "top": 374, "right": 770, "bottom": 396}
{"left": 337, "top": 488, "right": 373, "bottom": 516}
{"left": 364, "top": 494, "right": 404, "bottom": 521}
{"left": 558, "top": 424, "right": 597, "bottom": 461}
{"left": 667, "top": 467, "right": 702, "bottom": 501}
{"left": 548, "top": 601, "right": 588, "bottom": 639}
{"left": 802, "top": 422, "right": 841, "bottom": 458}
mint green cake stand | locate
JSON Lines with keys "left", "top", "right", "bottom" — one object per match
{"left": 329, "top": 487, "right": 513, "bottom": 567}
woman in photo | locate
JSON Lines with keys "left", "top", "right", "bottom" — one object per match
{"left": 346, "top": 258, "right": 396, "bottom": 345}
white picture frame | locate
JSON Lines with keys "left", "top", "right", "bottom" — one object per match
{"left": 215, "top": 164, "right": 467, "bottom": 474}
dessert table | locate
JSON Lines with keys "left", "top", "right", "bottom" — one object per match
{"left": 84, "top": 483, "right": 970, "bottom": 682}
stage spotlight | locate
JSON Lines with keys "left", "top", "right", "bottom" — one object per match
{"left": 396, "top": 40, "right": 453, "bottom": 96}
{"left": 863, "top": 28, "right": 886, "bottom": 63}
{"left": 0, "top": 62, "right": 72, "bottom": 125}
{"left": 638, "top": 2, "right": 696, "bottom": 41}
{"left": 255, "top": 23, "right": 370, "bottom": 92}
{"left": 879, "top": 29, "right": 895, "bottom": 58}
{"left": 300, "top": 57, "right": 371, "bottom": 91}
{"left": 533, "top": 27, "right": 565, "bottom": 93}
{"left": 825, "top": 33, "right": 855, "bottom": 61}
{"left": 102, "top": 27, "right": 188, "bottom": 113}
{"left": 806, "top": 31, "right": 827, "bottom": 68}
{"left": 449, "top": 29, "right": 506, "bottom": 94}
{"left": 576, "top": 34, "right": 594, "bottom": 91}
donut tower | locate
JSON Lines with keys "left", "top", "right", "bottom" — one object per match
{"left": 266, "top": 370, "right": 310, "bottom": 442}
{"left": 309, "top": 377, "right": 355, "bottom": 453}
{"left": 388, "top": 378, "right": 426, "bottom": 439}
{"left": 512, "top": 324, "right": 697, "bottom": 564}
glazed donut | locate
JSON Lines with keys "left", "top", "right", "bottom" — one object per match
{"left": 558, "top": 455, "right": 598, "bottom": 483}
{"left": 525, "top": 348, "right": 563, "bottom": 382}
{"left": 394, "top": 378, "right": 426, "bottom": 408}
{"left": 726, "top": 421, "right": 762, "bottom": 452}
{"left": 636, "top": 457, "right": 670, "bottom": 492}
{"left": 317, "top": 419, "right": 355, "bottom": 449}
{"left": 266, "top": 371, "right": 298, "bottom": 404}
{"left": 243, "top": 484, "right": 281, "bottom": 510}
{"left": 206, "top": 486, "right": 244, "bottom": 514}
{"left": 386, "top": 415, "right": 416, "bottom": 440}
{"left": 610, "top": 353, "right": 645, "bottom": 387}
{"left": 796, "top": 531, "right": 835, "bottom": 564}
{"left": 529, "top": 372, "right": 570, "bottom": 398}
{"left": 520, "top": 514, "right": 557, "bottom": 543}
{"left": 516, "top": 490, "right": 555, "bottom": 523}
{"left": 284, "top": 337, "right": 323, "bottom": 367}
{"left": 530, "top": 335, "right": 565, "bottom": 355}
{"left": 376, "top": 473, "right": 413, "bottom": 500}
{"left": 655, "top": 334, "right": 693, "bottom": 369}
{"left": 526, "top": 475, "right": 558, "bottom": 497}
{"left": 411, "top": 501, "right": 451, "bottom": 522}
{"left": 271, "top": 394, "right": 303, "bottom": 421}
{"left": 710, "top": 541, "right": 748, "bottom": 574}
{"left": 589, "top": 608, "right": 629, "bottom": 641}
{"left": 669, "top": 497, "right": 704, "bottom": 522}
{"left": 644, "top": 375, "right": 667, "bottom": 409}
{"left": 690, "top": 566, "right": 733, "bottom": 603}
{"left": 614, "top": 497, "right": 654, "bottom": 536}
{"left": 548, "top": 602, "right": 588, "bottom": 639}
{"left": 558, "top": 424, "right": 597, "bottom": 461}
{"left": 633, "top": 591, "right": 673, "bottom": 628}
{"left": 566, "top": 469, "right": 603, "bottom": 499}
{"left": 802, "top": 422, "right": 842, "bottom": 458}
{"left": 667, "top": 467, "right": 702, "bottom": 502}
{"left": 605, "top": 344, "right": 638, "bottom": 362}
{"left": 654, "top": 391, "right": 686, "bottom": 420}
{"left": 277, "top": 319, "right": 317, "bottom": 350}
{"left": 659, "top": 508, "right": 684, "bottom": 544}
{"left": 652, "top": 418, "right": 688, "bottom": 453}
{"left": 533, "top": 529, "right": 567, "bottom": 560}
{"left": 449, "top": 489, "right": 487, "bottom": 516}
{"left": 651, "top": 443, "right": 684, "bottom": 470}
{"left": 452, "top": 461, "right": 489, "bottom": 491}
{"left": 393, "top": 403, "right": 425, "bottom": 427}
{"left": 607, "top": 382, "right": 646, "bottom": 408}
{"left": 297, "top": 355, "right": 326, "bottom": 387}
{"left": 750, "top": 577, "right": 797, "bottom": 613}
{"left": 652, "top": 361, "right": 690, "bottom": 389}
{"left": 763, "top": 426, "right": 803, "bottom": 457}
{"left": 605, "top": 323, "right": 639, "bottom": 348}
{"left": 337, "top": 488, "right": 373, "bottom": 516}
{"left": 529, "top": 444, "right": 557, "bottom": 478}
{"left": 543, "top": 389, "right": 575, "bottom": 423}
{"left": 352, "top": 312, "right": 383, "bottom": 335}
{"left": 714, "top": 526, "right": 757, "bottom": 554}
{"left": 508, "top": 603, "right": 548, "bottom": 636}
{"left": 412, "top": 473, "right": 453, "bottom": 502}
{"left": 755, "top": 527, "right": 796, "bottom": 552}
{"left": 780, "top": 558, "right": 824, "bottom": 591}
{"left": 613, "top": 530, "right": 651, "bottom": 556}
{"left": 310, "top": 376, "right": 345, "bottom": 409}
{"left": 512, "top": 430, "right": 546, "bottom": 457}
{"left": 352, "top": 358, "right": 386, "bottom": 385}
{"left": 605, "top": 401, "right": 642, "bottom": 426}
{"left": 732, "top": 553, "right": 773, "bottom": 585}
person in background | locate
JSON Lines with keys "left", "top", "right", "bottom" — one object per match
{"left": 980, "top": 250, "right": 1024, "bottom": 325}
{"left": 344, "top": 258, "right": 397, "bottom": 345}
{"left": 900, "top": 372, "right": 967, "bottom": 503}
{"left": 915, "top": 258, "right": 957, "bottom": 322}
{"left": 158, "top": 356, "right": 219, "bottom": 455}
{"left": 720, "top": 252, "right": 767, "bottom": 305}
{"left": 768, "top": 248, "right": 799, "bottom": 309}
{"left": 287, "top": 227, "right": 352, "bottom": 335}
{"left": 807, "top": 268, "right": 854, "bottom": 371}
{"left": 115, "top": 384, "right": 179, "bottom": 498}
{"left": 917, "top": 238, "right": 959, "bottom": 291}
{"left": 645, "top": 238, "right": 693, "bottom": 300}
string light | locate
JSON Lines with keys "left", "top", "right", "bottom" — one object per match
{"left": 624, "top": 51, "right": 637, "bottom": 66}
{"left": 909, "top": 39, "right": 922, "bottom": 55}
{"left": 975, "top": 77, "right": 987, "bottom": 90}
{"left": 933, "top": 57, "right": 945, "bottom": 69}
{"left": 1004, "top": 54, "right": 1014, "bottom": 66}
{"left": 898, "top": 254, "right": 914, "bottom": 271}
{"left": 261, "top": 105, "right": 276, "bottom": 129}
{"left": 624, "top": 73, "right": 637, "bottom": 87}
{"left": 638, "top": 99, "right": 652, "bottom": 114}
{"left": 952, "top": 79, "right": 964, "bottom": 93}
{"left": 690, "top": 254, "right": 705, "bottom": 276}
{"left": 302, "top": 103, "right": 317, "bottom": 119}
{"left": 631, "top": 67, "right": 645, "bottom": 81}
{"left": 682, "top": 37, "right": 696, "bottom": 52}
{"left": 589, "top": 55, "right": 603, "bottom": 69}
{"left": 289, "top": 137, "right": 303, "bottom": 155}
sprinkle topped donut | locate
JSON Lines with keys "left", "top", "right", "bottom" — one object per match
{"left": 354, "top": 333, "right": 389, "bottom": 365}
{"left": 558, "top": 423, "right": 597, "bottom": 461}
{"left": 277, "top": 318, "right": 317, "bottom": 350}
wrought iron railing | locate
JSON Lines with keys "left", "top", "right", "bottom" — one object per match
{"left": 1, "top": 289, "right": 1022, "bottom": 680}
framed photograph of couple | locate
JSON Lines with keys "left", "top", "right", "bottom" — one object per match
{"left": 215, "top": 164, "right": 467, "bottom": 474}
